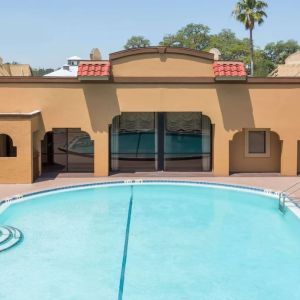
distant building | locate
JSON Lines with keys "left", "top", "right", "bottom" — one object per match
{"left": 270, "top": 51, "right": 300, "bottom": 77}
{"left": 0, "top": 57, "right": 32, "bottom": 76}
{"left": 44, "top": 56, "right": 82, "bottom": 77}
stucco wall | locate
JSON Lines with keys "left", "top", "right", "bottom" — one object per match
{"left": 112, "top": 53, "right": 214, "bottom": 77}
{"left": 0, "top": 119, "right": 33, "bottom": 183}
{"left": 1, "top": 81, "right": 300, "bottom": 182}
{"left": 229, "top": 131, "right": 282, "bottom": 173}
{"left": 1, "top": 50, "right": 300, "bottom": 183}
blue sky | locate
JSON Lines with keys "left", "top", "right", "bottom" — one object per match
{"left": 1, "top": 0, "right": 299, "bottom": 68}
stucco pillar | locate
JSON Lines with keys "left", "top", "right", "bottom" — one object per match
{"left": 213, "top": 128, "right": 230, "bottom": 176}
{"left": 281, "top": 139, "right": 297, "bottom": 176}
{"left": 94, "top": 131, "right": 109, "bottom": 177}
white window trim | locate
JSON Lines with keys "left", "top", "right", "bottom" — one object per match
{"left": 244, "top": 128, "right": 270, "bottom": 158}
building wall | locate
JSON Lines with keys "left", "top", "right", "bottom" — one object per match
{"left": 1, "top": 51, "right": 300, "bottom": 182}
{"left": 112, "top": 53, "right": 214, "bottom": 77}
{"left": 0, "top": 118, "right": 33, "bottom": 183}
{"left": 230, "top": 131, "right": 282, "bottom": 173}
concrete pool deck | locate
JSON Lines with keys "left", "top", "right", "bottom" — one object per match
{"left": 1, "top": 173, "right": 300, "bottom": 201}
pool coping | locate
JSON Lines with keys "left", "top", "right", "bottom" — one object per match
{"left": 0, "top": 179, "right": 300, "bottom": 219}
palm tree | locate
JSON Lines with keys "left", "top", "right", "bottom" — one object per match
{"left": 232, "top": 0, "right": 268, "bottom": 76}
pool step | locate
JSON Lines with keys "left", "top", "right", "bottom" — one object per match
{"left": 0, "top": 226, "right": 23, "bottom": 253}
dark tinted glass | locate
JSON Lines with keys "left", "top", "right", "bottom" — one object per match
{"left": 110, "top": 113, "right": 156, "bottom": 172}
{"left": 164, "top": 113, "right": 211, "bottom": 171}
{"left": 249, "top": 131, "right": 266, "bottom": 154}
{"left": 42, "top": 129, "right": 94, "bottom": 173}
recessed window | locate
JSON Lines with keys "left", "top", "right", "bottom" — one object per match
{"left": 245, "top": 129, "right": 270, "bottom": 158}
{"left": 0, "top": 134, "right": 17, "bottom": 157}
{"left": 248, "top": 131, "right": 266, "bottom": 154}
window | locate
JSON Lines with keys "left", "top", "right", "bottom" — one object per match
{"left": 41, "top": 129, "right": 94, "bottom": 172}
{"left": 110, "top": 112, "right": 212, "bottom": 172}
{"left": 0, "top": 134, "right": 17, "bottom": 157}
{"left": 245, "top": 129, "right": 270, "bottom": 157}
{"left": 249, "top": 131, "right": 266, "bottom": 153}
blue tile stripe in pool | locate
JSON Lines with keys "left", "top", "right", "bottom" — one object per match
{"left": 118, "top": 187, "right": 134, "bottom": 300}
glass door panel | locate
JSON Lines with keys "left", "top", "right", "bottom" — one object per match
{"left": 110, "top": 112, "right": 212, "bottom": 173}
{"left": 110, "top": 113, "right": 157, "bottom": 172}
{"left": 164, "top": 113, "right": 211, "bottom": 171}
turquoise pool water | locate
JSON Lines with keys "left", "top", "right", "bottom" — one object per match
{"left": 1, "top": 184, "right": 300, "bottom": 300}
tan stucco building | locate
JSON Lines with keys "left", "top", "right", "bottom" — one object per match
{"left": 1, "top": 47, "right": 300, "bottom": 183}
{"left": 270, "top": 51, "right": 300, "bottom": 77}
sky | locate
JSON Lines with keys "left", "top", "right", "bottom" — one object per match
{"left": 1, "top": 0, "right": 299, "bottom": 68}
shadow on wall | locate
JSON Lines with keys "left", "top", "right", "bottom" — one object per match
{"left": 216, "top": 85, "right": 255, "bottom": 131}
{"left": 229, "top": 130, "right": 282, "bottom": 174}
{"left": 83, "top": 84, "right": 120, "bottom": 133}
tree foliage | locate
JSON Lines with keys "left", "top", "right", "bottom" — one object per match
{"left": 232, "top": 0, "right": 268, "bottom": 30}
{"left": 232, "top": 0, "right": 268, "bottom": 75}
{"left": 207, "top": 29, "right": 250, "bottom": 62}
{"left": 32, "top": 68, "right": 54, "bottom": 76}
{"left": 156, "top": 22, "right": 300, "bottom": 76}
{"left": 124, "top": 36, "right": 151, "bottom": 49}
{"left": 160, "top": 23, "right": 210, "bottom": 50}
{"left": 264, "top": 40, "right": 300, "bottom": 65}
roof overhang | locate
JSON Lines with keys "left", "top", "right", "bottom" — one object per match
{"left": 78, "top": 76, "right": 110, "bottom": 81}
{"left": 0, "top": 110, "right": 41, "bottom": 119}
{"left": 110, "top": 47, "right": 215, "bottom": 61}
{"left": 215, "top": 76, "right": 247, "bottom": 82}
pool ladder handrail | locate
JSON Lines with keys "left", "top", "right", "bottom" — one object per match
{"left": 279, "top": 181, "right": 300, "bottom": 213}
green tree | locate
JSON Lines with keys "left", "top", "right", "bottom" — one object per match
{"left": 252, "top": 49, "right": 274, "bottom": 76}
{"left": 264, "top": 40, "right": 300, "bottom": 65}
{"left": 160, "top": 23, "right": 210, "bottom": 50}
{"left": 32, "top": 68, "right": 55, "bottom": 76}
{"left": 232, "top": 0, "right": 268, "bottom": 76}
{"left": 207, "top": 29, "right": 250, "bottom": 62}
{"left": 124, "top": 36, "right": 151, "bottom": 49}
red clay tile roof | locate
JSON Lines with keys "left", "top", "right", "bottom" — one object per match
{"left": 78, "top": 62, "right": 110, "bottom": 78}
{"left": 213, "top": 61, "right": 247, "bottom": 79}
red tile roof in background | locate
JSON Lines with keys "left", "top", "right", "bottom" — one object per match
{"left": 78, "top": 62, "right": 110, "bottom": 77}
{"left": 213, "top": 62, "right": 247, "bottom": 78}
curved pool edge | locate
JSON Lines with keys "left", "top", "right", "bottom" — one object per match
{"left": 1, "top": 179, "right": 300, "bottom": 219}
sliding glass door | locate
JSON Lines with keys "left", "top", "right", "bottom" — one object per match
{"left": 41, "top": 129, "right": 94, "bottom": 173}
{"left": 110, "top": 113, "right": 157, "bottom": 172}
{"left": 110, "top": 112, "right": 212, "bottom": 172}
{"left": 164, "top": 113, "right": 211, "bottom": 171}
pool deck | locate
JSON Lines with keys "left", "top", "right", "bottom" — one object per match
{"left": 1, "top": 173, "right": 300, "bottom": 200}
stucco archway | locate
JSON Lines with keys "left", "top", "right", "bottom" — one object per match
{"left": 229, "top": 129, "right": 281, "bottom": 174}
{"left": 0, "top": 134, "right": 17, "bottom": 157}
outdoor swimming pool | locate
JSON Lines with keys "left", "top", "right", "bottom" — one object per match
{"left": 1, "top": 182, "right": 300, "bottom": 300}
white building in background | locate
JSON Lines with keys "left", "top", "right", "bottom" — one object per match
{"left": 44, "top": 56, "right": 82, "bottom": 77}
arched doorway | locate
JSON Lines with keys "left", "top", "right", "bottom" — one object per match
{"left": 230, "top": 129, "right": 281, "bottom": 174}
{"left": 110, "top": 112, "right": 212, "bottom": 172}
{"left": 41, "top": 128, "right": 94, "bottom": 173}
{"left": 0, "top": 134, "right": 17, "bottom": 157}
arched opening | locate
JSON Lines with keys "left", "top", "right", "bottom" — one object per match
{"left": 110, "top": 112, "right": 212, "bottom": 172}
{"left": 41, "top": 128, "right": 94, "bottom": 174}
{"left": 0, "top": 134, "right": 17, "bottom": 157}
{"left": 230, "top": 129, "right": 281, "bottom": 174}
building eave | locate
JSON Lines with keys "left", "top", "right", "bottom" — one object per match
{"left": 1, "top": 76, "right": 300, "bottom": 84}
{"left": 110, "top": 47, "right": 215, "bottom": 61}
{"left": 0, "top": 110, "right": 41, "bottom": 118}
